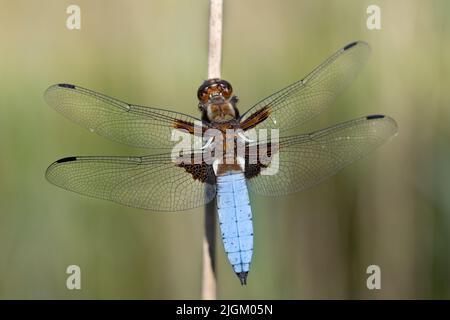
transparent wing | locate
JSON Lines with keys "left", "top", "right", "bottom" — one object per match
{"left": 44, "top": 84, "right": 204, "bottom": 149}
{"left": 45, "top": 153, "right": 216, "bottom": 211}
{"left": 247, "top": 115, "right": 398, "bottom": 196}
{"left": 240, "top": 41, "right": 371, "bottom": 133}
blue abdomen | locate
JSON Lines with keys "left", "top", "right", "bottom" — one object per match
{"left": 216, "top": 172, "right": 253, "bottom": 285}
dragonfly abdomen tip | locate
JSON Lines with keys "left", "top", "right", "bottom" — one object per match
{"left": 236, "top": 272, "right": 248, "bottom": 286}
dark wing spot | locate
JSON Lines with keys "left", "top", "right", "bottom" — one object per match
{"left": 178, "top": 162, "right": 216, "bottom": 184}
{"left": 58, "top": 83, "right": 76, "bottom": 89}
{"left": 56, "top": 156, "right": 77, "bottom": 163}
{"left": 244, "top": 163, "right": 266, "bottom": 179}
{"left": 343, "top": 41, "right": 358, "bottom": 51}
{"left": 366, "top": 114, "right": 385, "bottom": 120}
{"left": 244, "top": 142, "right": 278, "bottom": 179}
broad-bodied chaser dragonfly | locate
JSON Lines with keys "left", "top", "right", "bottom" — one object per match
{"left": 45, "top": 41, "right": 397, "bottom": 285}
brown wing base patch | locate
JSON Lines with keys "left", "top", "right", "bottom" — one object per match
{"left": 176, "top": 155, "right": 216, "bottom": 185}
{"left": 172, "top": 119, "right": 197, "bottom": 135}
{"left": 244, "top": 142, "right": 279, "bottom": 179}
{"left": 240, "top": 106, "right": 272, "bottom": 131}
{"left": 244, "top": 163, "right": 268, "bottom": 179}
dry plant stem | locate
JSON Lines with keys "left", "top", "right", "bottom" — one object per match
{"left": 207, "top": 0, "right": 223, "bottom": 79}
{"left": 202, "top": 0, "right": 223, "bottom": 300}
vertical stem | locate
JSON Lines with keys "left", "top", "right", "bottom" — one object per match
{"left": 202, "top": 0, "right": 223, "bottom": 300}
{"left": 207, "top": 0, "right": 223, "bottom": 79}
{"left": 202, "top": 200, "right": 217, "bottom": 299}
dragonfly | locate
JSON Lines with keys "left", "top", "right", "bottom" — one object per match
{"left": 45, "top": 41, "right": 397, "bottom": 286}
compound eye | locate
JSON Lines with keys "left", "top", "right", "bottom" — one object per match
{"left": 198, "top": 89, "right": 209, "bottom": 102}
{"left": 220, "top": 84, "right": 231, "bottom": 98}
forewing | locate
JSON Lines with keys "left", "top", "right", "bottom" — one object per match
{"left": 240, "top": 41, "right": 371, "bottom": 133}
{"left": 247, "top": 115, "right": 397, "bottom": 196}
{"left": 44, "top": 84, "right": 204, "bottom": 149}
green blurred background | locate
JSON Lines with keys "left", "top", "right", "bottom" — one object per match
{"left": 0, "top": 0, "right": 449, "bottom": 299}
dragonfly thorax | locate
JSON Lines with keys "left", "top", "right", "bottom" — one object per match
{"left": 206, "top": 101, "right": 237, "bottom": 122}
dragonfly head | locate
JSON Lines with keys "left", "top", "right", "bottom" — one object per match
{"left": 197, "top": 78, "right": 239, "bottom": 123}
